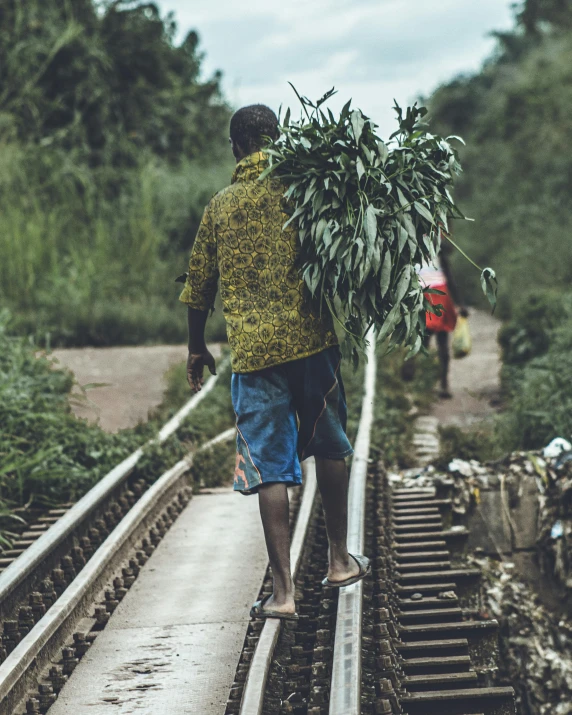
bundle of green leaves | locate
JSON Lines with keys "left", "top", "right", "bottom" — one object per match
{"left": 262, "top": 87, "right": 496, "bottom": 358}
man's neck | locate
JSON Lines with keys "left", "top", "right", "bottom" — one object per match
{"left": 235, "top": 146, "right": 261, "bottom": 163}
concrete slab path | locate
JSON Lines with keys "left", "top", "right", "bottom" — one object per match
{"left": 48, "top": 488, "right": 267, "bottom": 715}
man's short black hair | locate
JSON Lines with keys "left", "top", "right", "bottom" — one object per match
{"left": 230, "top": 104, "right": 279, "bottom": 154}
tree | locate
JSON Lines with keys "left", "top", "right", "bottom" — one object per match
{"left": 0, "top": 0, "right": 230, "bottom": 165}
{"left": 517, "top": 0, "right": 572, "bottom": 34}
{"left": 426, "top": 3, "right": 572, "bottom": 316}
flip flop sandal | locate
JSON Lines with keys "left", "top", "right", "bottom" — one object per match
{"left": 321, "top": 553, "right": 371, "bottom": 588}
{"left": 250, "top": 594, "right": 299, "bottom": 621}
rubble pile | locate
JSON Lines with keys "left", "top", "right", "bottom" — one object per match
{"left": 476, "top": 558, "right": 572, "bottom": 715}
{"left": 535, "top": 440, "right": 572, "bottom": 592}
{"left": 397, "top": 437, "right": 572, "bottom": 592}
{"left": 452, "top": 440, "right": 572, "bottom": 593}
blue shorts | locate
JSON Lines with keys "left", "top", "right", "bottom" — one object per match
{"left": 231, "top": 346, "right": 353, "bottom": 494}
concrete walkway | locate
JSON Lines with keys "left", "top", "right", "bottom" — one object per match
{"left": 48, "top": 488, "right": 267, "bottom": 715}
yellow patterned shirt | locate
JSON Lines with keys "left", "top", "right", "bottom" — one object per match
{"left": 179, "top": 152, "right": 338, "bottom": 373}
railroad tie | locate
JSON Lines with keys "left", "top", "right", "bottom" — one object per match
{"left": 370, "top": 467, "right": 515, "bottom": 715}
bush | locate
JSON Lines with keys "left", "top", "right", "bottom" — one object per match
{"left": 371, "top": 348, "right": 439, "bottom": 466}
{"left": 0, "top": 0, "right": 234, "bottom": 347}
{"left": 0, "top": 314, "right": 234, "bottom": 536}
{"left": 435, "top": 424, "right": 500, "bottom": 469}
{"left": 0, "top": 150, "right": 233, "bottom": 346}
{"left": 0, "top": 314, "right": 143, "bottom": 509}
{"left": 499, "top": 312, "right": 572, "bottom": 448}
{"left": 498, "top": 291, "right": 569, "bottom": 367}
{"left": 447, "top": 293, "right": 572, "bottom": 455}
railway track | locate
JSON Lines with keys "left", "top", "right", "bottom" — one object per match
{"left": 0, "top": 369, "right": 234, "bottom": 714}
{"left": 0, "top": 343, "right": 517, "bottom": 714}
{"left": 225, "top": 338, "right": 516, "bottom": 715}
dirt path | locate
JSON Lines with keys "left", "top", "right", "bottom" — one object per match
{"left": 431, "top": 309, "right": 501, "bottom": 429}
{"left": 51, "top": 344, "right": 221, "bottom": 433}
{"left": 50, "top": 310, "right": 499, "bottom": 435}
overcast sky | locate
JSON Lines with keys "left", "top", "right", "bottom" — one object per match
{"left": 157, "top": 0, "right": 516, "bottom": 137}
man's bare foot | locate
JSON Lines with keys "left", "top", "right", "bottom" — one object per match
{"left": 259, "top": 593, "right": 296, "bottom": 615}
{"left": 326, "top": 554, "right": 361, "bottom": 584}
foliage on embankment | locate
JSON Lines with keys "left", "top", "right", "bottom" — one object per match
{"left": 427, "top": 0, "right": 572, "bottom": 319}
{"left": 0, "top": 0, "right": 232, "bottom": 346}
{"left": 0, "top": 315, "right": 234, "bottom": 537}
{"left": 427, "top": 0, "right": 572, "bottom": 452}
{"left": 437, "top": 294, "right": 572, "bottom": 460}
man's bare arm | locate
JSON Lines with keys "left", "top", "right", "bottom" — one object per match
{"left": 186, "top": 307, "right": 216, "bottom": 392}
{"left": 187, "top": 307, "right": 209, "bottom": 353}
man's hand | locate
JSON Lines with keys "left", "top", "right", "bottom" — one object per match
{"left": 187, "top": 350, "right": 217, "bottom": 393}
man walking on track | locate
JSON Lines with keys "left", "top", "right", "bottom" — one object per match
{"left": 179, "top": 104, "right": 370, "bottom": 619}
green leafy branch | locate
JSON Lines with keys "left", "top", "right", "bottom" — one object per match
{"left": 263, "top": 87, "right": 497, "bottom": 360}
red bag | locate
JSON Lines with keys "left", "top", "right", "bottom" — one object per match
{"left": 425, "top": 284, "right": 457, "bottom": 332}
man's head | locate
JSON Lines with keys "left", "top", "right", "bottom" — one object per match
{"left": 229, "top": 105, "right": 279, "bottom": 161}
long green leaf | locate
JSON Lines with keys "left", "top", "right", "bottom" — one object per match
{"left": 365, "top": 204, "right": 377, "bottom": 246}
{"left": 380, "top": 250, "right": 392, "bottom": 297}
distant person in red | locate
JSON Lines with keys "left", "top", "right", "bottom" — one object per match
{"left": 418, "top": 234, "right": 467, "bottom": 399}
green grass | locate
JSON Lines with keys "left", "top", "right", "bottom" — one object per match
{"left": 188, "top": 441, "right": 236, "bottom": 491}
{"left": 0, "top": 145, "right": 233, "bottom": 347}
{"left": 371, "top": 348, "right": 438, "bottom": 466}
{"left": 434, "top": 424, "right": 500, "bottom": 469}
{"left": 0, "top": 315, "right": 235, "bottom": 539}
{"left": 340, "top": 339, "right": 438, "bottom": 467}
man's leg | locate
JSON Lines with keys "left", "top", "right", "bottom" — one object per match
{"left": 423, "top": 330, "right": 432, "bottom": 351}
{"left": 436, "top": 331, "right": 452, "bottom": 398}
{"left": 315, "top": 457, "right": 360, "bottom": 582}
{"left": 258, "top": 482, "right": 296, "bottom": 614}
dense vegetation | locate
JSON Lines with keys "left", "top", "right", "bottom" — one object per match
{"left": 497, "top": 292, "right": 572, "bottom": 449}
{"left": 428, "top": 0, "right": 572, "bottom": 452}
{"left": 0, "top": 312, "right": 235, "bottom": 538}
{"left": 427, "top": 0, "right": 572, "bottom": 316}
{"left": 0, "top": 0, "right": 232, "bottom": 345}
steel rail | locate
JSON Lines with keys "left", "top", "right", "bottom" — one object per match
{"left": 0, "top": 428, "right": 236, "bottom": 715}
{"left": 0, "top": 362, "right": 228, "bottom": 621}
{"left": 239, "top": 458, "right": 318, "bottom": 715}
{"left": 329, "top": 334, "right": 376, "bottom": 715}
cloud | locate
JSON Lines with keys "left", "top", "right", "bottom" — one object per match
{"left": 159, "top": 0, "right": 515, "bottom": 135}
